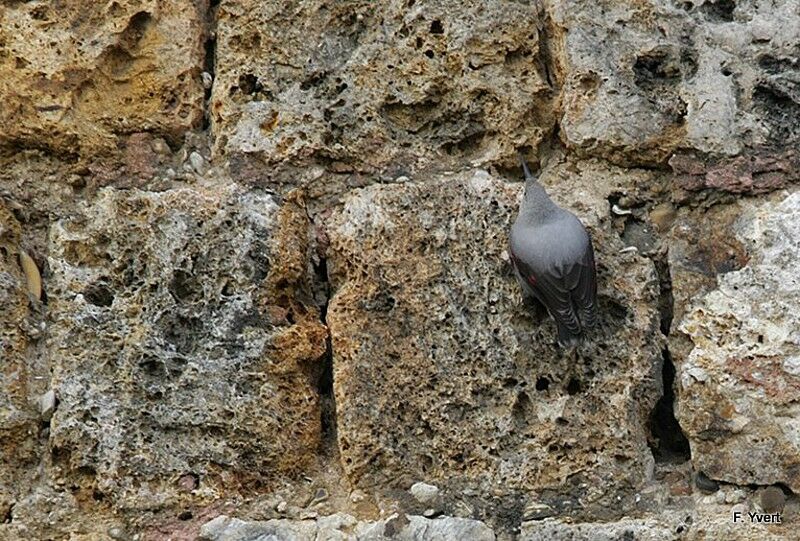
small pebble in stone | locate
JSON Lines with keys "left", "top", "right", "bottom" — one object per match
{"left": 395, "top": 175, "right": 409, "bottom": 183}
{"left": 410, "top": 482, "right": 439, "bottom": 504}
{"left": 760, "top": 486, "right": 786, "bottom": 513}
{"left": 165, "top": 168, "right": 176, "bottom": 178}
{"left": 202, "top": 71, "right": 213, "bottom": 89}
{"left": 422, "top": 508, "right": 437, "bottom": 517}
{"left": 189, "top": 152, "right": 206, "bottom": 174}
{"left": 307, "top": 487, "right": 328, "bottom": 506}
{"left": 611, "top": 204, "right": 633, "bottom": 216}
{"left": 151, "top": 138, "right": 171, "bottom": 155}
{"left": 108, "top": 526, "right": 127, "bottom": 540}
{"left": 523, "top": 503, "right": 555, "bottom": 521}
{"left": 350, "top": 490, "right": 366, "bottom": 503}
{"left": 276, "top": 501, "right": 288, "bottom": 513}
{"left": 40, "top": 390, "right": 56, "bottom": 422}
{"left": 695, "top": 471, "right": 719, "bottom": 493}
{"left": 725, "top": 489, "right": 747, "bottom": 504}
{"left": 177, "top": 473, "right": 198, "bottom": 492}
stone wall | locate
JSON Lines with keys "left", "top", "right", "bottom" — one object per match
{"left": 0, "top": 0, "right": 798, "bottom": 539}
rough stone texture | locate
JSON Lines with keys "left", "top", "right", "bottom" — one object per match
{"left": 520, "top": 515, "right": 684, "bottom": 541}
{"left": 1, "top": 0, "right": 800, "bottom": 537}
{"left": 520, "top": 502, "right": 792, "bottom": 541}
{"left": 670, "top": 150, "right": 800, "bottom": 199}
{"left": 46, "top": 185, "right": 327, "bottom": 509}
{"left": 200, "top": 513, "right": 496, "bottom": 541}
{"left": 0, "top": 0, "right": 206, "bottom": 158}
{"left": 0, "top": 204, "right": 40, "bottom": 515}
{"left": 553, "top": 0, "right": 800, "bottom": 165}
{"left": 326, "top": 164, "right": 663, "bottom": 513}
{"left": 675, "top": 190, "right": 800, "bottom": 490}
{"left": 211, "top": 0, "right": 556, "bottom": 189}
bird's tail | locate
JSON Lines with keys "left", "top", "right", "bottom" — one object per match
{"left": 518, "top": 151, "right": 535, "bottom": 182}
{"left": 556, "top": 321, "right": 582, "bottom": 349}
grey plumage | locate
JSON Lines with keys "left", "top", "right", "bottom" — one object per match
{"left": 509, "top": 156, "right": 598, "bottom": 347}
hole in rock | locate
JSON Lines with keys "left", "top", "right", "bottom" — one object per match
{"left": 566, "top": 378, "right": 581, "bottom": 395}
{"left": 633, "top": 50, "right": 681, "bottom": 89}
{"left": 753, "top": 84, "right": 800, "bottom": 145}
{"left": 700, "top": 0, "right": 736, "bottom": 21}
{"left": 238, "top": 73, "right": 262, "bottom": 95}
{"left": 84, "top": 282, "right": 115, "bottom": 307}
{"left": 429, "top": 20, "right": 444, "bottom": 34}
{"left": 535, "top": 377, "right": 550, "bottom": 391}
{"left": 648, "top": 349, "right": 691, "bottom": 463}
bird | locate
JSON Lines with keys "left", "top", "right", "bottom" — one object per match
{"left": 508, "top": 155, "right": 598, "bottom": 347}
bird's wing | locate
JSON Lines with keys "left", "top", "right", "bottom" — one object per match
{"left": 511, "top": 251, "right": 582, "bottom": 338}
{"left": 573, "top": 240, "right": 598, "bottom": 328}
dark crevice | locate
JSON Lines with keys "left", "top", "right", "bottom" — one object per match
{"left": 202, "top": 1, "right": 218, "bottom": 130}
{"left": 649, "top": 348, "right": 690, "bottom": 462}
{"left": 700, "top": 0, "right": 736, "bottom": 22}
{"left": 645, "top": 227, "right": 690, "bottom": 463}
{"left": 535, "top": 9, "right": 557, "bottom": 90}
{"left": 655, "top": 257, "right": 674, "bottom": 335}
{"left": 316, "top": 260, "right": 336, "bottom": 449}
{"left": 309, "top": 212, "right": 337, "bottom": 455}
{"left": 2, "top": 503, "right": 12, "bottom": 524}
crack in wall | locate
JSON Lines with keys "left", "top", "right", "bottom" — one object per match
{"left": 313, "top": 254, "right": 337, "bottom": 455}
{"left": 305, "top": 202, "right": 338, "bottom": 457}
{"left": 648, "top": 239, "right": 691, "bottom": 463}
{"left": 202, "top": 0, "right": 219, "bottom": 131}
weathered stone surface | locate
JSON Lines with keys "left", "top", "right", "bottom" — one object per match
{"left": 520, "top": 514, "right": 684, "bottom": 541}
{"left": 520, "top": 503, "right": 791, "bottom": 541}
{"left": 200, "top": 513, "right": 496, "bottom": 541}
{"left": 675, "top": 190, "right": 800, "bottom": 490}
{"left": 326, "top": 165, "right": 663, "bottom": 511}
{"left": 46, "top": 185, "right": 327, "bottom": 509}
{"left": 553, "top": 0, "right": 800, "bottom": 165}
{"left": 0, "top": 0, "right": 205, "bottom": 157}
{"left": 2, "top": 0, "right": 800, "bottom": 536}
{"left": 212, "top": 0, "right": 556, "bottom": 187}
{"left": 0, "top": 204, "right": 40, "bottom": 509}
{"left": 670, "top": 150, "right": 800, "bottom": 199}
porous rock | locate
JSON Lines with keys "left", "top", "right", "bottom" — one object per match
{"left": 326, "top": 165, "right": 663, "bottom": 512}
{"left": 520, "top": 504, "right": 790, "bottom": 541}
{"left": 0, "top": 205, "right": 40, "bottom": 507}
{"left": 211, "top": 0, "right": 556, "bottom": 188}
{"left": 0, "top": 0, "right": 205, "bottom": 158}
{"left": 552, "top": 0, "right": 800, "bottom": 165}
{"left": 520, "top": 514, "right": 683, "bottom": 541}
{"left": 199, "top": 512, "right": 496, "bottom": 541}
{"left": 46, "top": 185, "right": 327, "bottom": 509}
{"left": 675, "top": 190, "right": 800, "bottom": 490}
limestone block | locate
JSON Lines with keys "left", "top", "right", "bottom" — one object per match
{"left": 326, "top": 166, "right": 663, "bottom": 507}
{"left": 199, "top": 513, "right": 496, "bottom": 541}
{"left": 212, "top": 0, "right": 556, "bottom": 184}
{"left": 46, "top": 185, "right": 327, "bottom": 509}
{"left": 0, "top": 0, "right": 205, "bottom": 157}
{"left": 552, "top": 0, "right": 800, "bottom": 164}
{"left": 676, "top": 191, "right": 800, "bottom": 490}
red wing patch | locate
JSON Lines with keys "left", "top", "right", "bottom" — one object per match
{"left": 526, "top": 273, "right": 537, "bottom": 286}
